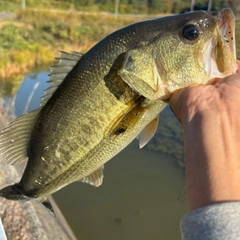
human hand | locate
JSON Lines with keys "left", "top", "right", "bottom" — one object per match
{"left": 169, "top": 71, "right": 240, "bottom": 211}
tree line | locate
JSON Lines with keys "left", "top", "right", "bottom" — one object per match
{"left": 12, "top": 0, "right": 240, "bottom": 15}
{"left": 68, "top": 0, "right": 240, "bottom": 14}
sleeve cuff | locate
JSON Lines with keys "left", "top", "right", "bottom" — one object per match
{"left": 181, "top": 202, "right": 240, "bottom": 240}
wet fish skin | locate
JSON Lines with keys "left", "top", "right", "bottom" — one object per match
{"left": 0, "top": 9, "right": 237, "bottom": 206}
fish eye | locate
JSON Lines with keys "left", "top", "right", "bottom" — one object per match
{"left": 182, "top": 24, "right": 199, "bottom": 41}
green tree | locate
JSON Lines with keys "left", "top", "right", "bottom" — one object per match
{"left": 131, "top": 0, "right": 148, "bottom": 13}
{"left": 148, "top": 0, "right": 164, "bottom": 13}
{"left": 162, "top": 0, "right": 172, "bottom": 13}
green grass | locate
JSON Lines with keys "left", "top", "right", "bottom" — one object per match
{"left": 0, "top": 8, "right": 239, "bottom": 94}
{"left": 0, "top": 24, "right": 31, "bottom": 51}
{"left": 0, "top": 9, "right": 141, "bottom": 83}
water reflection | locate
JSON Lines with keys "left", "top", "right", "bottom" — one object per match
{"left": 14, "top": 71, "right": 50, "bottom": 116}
{"left": 6, "top": 71, "right": 187, "bottom": 240}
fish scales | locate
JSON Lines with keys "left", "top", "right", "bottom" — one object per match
{"left": 0, "top": 9, "right": 237, "bottom": 209}
{"left": 25, "top": 82, "right": 130, "bottom": 183}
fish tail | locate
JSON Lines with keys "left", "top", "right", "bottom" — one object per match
{"left": 0, "top": 183, "right": 28, "bottom": 201}
{"left": 0, "top": 184, "right": 55, "bottom": 215}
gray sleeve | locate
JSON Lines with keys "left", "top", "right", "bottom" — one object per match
{"left": 181, "top": 202, "right": 240, "bottom": 240}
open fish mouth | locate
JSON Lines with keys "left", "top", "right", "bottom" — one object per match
{"left": 218, "top": 8, "right": 236, "bottom": 60}
{"left": 205, "top": 8, "right": 237, "bottom": 82}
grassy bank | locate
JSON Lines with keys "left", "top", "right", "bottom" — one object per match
{"left": 0, "top": 9, "right": 146, "bottom": 83}
{"left": 0, "top": 8, "right": 240, "bottom": 94}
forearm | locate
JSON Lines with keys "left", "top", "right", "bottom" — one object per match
{"left": 170, "top": 75, "right": 240, "bottom": 211}
{"left": 183, "top": 106, "right": 240, "bottom": 211}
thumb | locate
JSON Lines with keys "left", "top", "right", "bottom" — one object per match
{"left": 169, "top": 88, "right": 186, "bottom": 121}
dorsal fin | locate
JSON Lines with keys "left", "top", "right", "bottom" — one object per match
{"left": 0, "top": 51, "right": 83, "bottom": 165}
{"left": 80, "top": 166, "right": 104, "bottom": 187}
{"left": 0, "top": 109, "right": 40, "bottom": 165}
{"left": 41, "top": 51, "right": 83, "bottom": 106}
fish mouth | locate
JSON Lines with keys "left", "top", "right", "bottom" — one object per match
{"left": 204, "top": 8, "right": 237, "bottom": 82}
{"left": 218, "top": 8, "right": 236, "bottom": 59}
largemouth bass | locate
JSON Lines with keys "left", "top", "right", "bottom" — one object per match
{"left": 0, "top": 8, "right": 237, "bottom": 211}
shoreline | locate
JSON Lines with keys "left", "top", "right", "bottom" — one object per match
{"left": 1, "top": 8, "right": 240, "bottom": 82}
{"left": 0, "top": 9, "right": 149, "bottom": 81}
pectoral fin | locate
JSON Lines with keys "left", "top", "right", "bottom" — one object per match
{"left": 81, "top": 166, "right": 104, "bottom": 187}
{"left": 137, "top": 115, "right": 159, "bottom": 149}
{"left": 105, "top": 98, "right": 146, "bottom": 138}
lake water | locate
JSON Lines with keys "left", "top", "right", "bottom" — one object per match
{"left": 7, "top": 70, "right": 188, "bottom": 240}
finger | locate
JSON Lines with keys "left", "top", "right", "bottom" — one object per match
{"left": 216, "top": 73, "right": 240, "bottom": 88}
{"left": 236, "top": 60, "right": 240, "bottom": 73}
{"left": 169, "top": 89, "right": 182, "bottom": 117}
